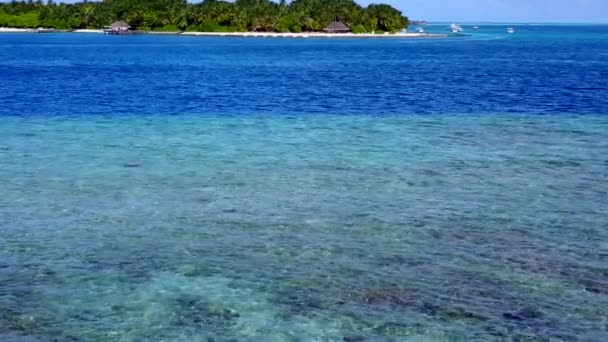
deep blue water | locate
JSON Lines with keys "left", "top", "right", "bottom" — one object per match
{"left": 1, "top": 25, "right": 608, "bottom": 115}
{"left": 1, "top": 26, "right": 608, "bottom": 341}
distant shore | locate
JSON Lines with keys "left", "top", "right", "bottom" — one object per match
{"left": 0, "top": 27, "right": 449, "bottom": 38}
{"left": 179, "top": 31, "right": 446, "bottom": 38}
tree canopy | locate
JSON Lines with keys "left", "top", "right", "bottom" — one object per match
{"left": 0, "top": 0, "right": 409, "bottom": 33}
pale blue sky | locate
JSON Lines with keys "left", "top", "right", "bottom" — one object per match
{"left": 383, "top": 0, "right": 608, "bottom": 23}
{"left": 2, "top": 0, "right": 607, "bottom": 23}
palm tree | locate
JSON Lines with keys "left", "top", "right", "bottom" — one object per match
{"left": 78, "top": 4, "right": 95, "bottom": 28}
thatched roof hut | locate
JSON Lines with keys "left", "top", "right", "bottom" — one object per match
{"left": 323, "top": 21, "right": 350, "bottom": 33}
{"left": 108, "top": 20, "right": 131, "bottom": 32}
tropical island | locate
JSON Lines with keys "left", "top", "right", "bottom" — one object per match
{"left": 0, "top": 0, "right": 410, "bottom": 34}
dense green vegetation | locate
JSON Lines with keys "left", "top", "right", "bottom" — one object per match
{"left": 0, "top": 0, "right": 408, "bottom": 33}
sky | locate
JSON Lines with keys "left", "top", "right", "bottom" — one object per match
{"left": 379, "top": 0, "right": 608, "bottom": 23}
{"left": 2, "top": 0, "right": 607, "bottom": 23}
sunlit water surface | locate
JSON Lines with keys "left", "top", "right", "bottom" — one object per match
{"left": 1, "top": 115, "right": 607, "bottom": 341}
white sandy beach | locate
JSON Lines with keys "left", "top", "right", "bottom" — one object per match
{"left": 0, "top": 27, "right": 103, "bottom": 33}
{"left": 1, "top": 27, "right": 446, "bottom": 38}
{"left": 73, "top": 29, "right": 104, "bottom": 33}
{"left": 0, "top": 27, "right": 35, "bottom": 32}
{"left": 178, "top": 31, "right": 445, "bottom": 38}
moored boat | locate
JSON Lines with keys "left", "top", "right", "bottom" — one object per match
{"left": 449, "top": 23, "right": 464, "bottom": 33}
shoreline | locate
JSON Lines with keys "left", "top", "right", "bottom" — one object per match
{"left": 0, "top": 27, "right": 449, "bottom": 38}
{"left": 177, "top": 31, "right": 447, "bottom": 38}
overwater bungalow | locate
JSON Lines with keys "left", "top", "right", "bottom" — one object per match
{"left": 323, "top": 21, "right": 350, "bottom": 34}
{"left": 104, "top": 20, "right": 132, "bottom": 35}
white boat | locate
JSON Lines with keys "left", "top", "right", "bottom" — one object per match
{"left": 416, "top": 27, "right": 425, "bottom": 33}
{"left": 506, "top": 27, "right": 515, "bottom": 34}
{"left": 449, "top": 24, "right": 464, "bottom": 33}
{"left": 473, "top": 26, "right": 479, "bottom": 30}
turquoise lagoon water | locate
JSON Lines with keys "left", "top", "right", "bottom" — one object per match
{"left": 1, "top": 26, "right": 608, "bottom": 341}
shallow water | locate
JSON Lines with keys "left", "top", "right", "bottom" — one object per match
{"left": 1, "top": 26, "right": 608, "bottom": 341}
{"left": 1, "top": 115, "right": 607, "bottom": 340}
